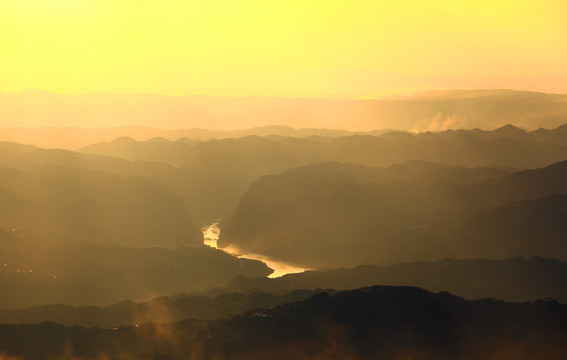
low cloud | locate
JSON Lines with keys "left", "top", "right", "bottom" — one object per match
{"left": 411, "top": 112, "right": 468, "bottom": 132}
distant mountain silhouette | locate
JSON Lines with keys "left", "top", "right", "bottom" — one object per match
{"left": 0, "top": 285, "right": 566, "bottom": 359}
{"left": 220, "top": 161, "right": 567, "bottom": 267}
{"left": 78, "top": 123, "right": 567, "bottom": 225}
{"left": 81, "top": 122, "right": 567, "bottom": 168}
{"left": 490, "top": 123, "right": 530, "bottom": 138}
{"left": 0, "top": 141, "right": 37, "bottom": 156}
{"left": 81, "top": 136, "right": 198, "bottom": 165}
{"left": 2, "top": 89, "right": 567, "bottom": 134}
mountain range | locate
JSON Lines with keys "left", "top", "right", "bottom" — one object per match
{"left": 2, "top": 89, "right": 567, "bottom": 148}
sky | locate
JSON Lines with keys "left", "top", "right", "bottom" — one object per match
{"left": 1, "top": 0, "right": 566, "bottom": 97}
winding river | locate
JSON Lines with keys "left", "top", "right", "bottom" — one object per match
{"left": 202, "top": 222, "right": 310, "bottom": 278}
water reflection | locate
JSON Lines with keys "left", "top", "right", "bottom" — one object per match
{"left": 202, "top": 222, "right": 310, "bottom": 278}
{"left": 202, "top": 222, "right": 220, "bottom": 248}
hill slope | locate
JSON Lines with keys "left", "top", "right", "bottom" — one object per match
{"left": 220, "top": 161, "right": 567, "bottom": 267}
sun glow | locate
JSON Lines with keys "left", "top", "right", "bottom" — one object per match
{"left": 1, "top": 0, "right": 565, "bottom": 97}
{"left": 15, "top": 0, "right": 91, "bottom": 13}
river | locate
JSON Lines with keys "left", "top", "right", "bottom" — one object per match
{"left": 202, "top": 222, "right": 311, "bottom": 278}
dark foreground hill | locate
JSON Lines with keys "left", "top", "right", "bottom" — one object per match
{"left": 0, "top": 289, "right": 326, "bottom": 328}
{"left": 0, "top": 285, "right": 566, "bottom": 360}
{"left": 220, "top": 161, "right": 567, "bottom": 267}
{"left": 2, "top": 256, "right": 566, "bottom": 328}
{"left": 0, "top": 230, "right": 271, "bottom": 308}
{"left": 229, "top": 257, "right": 567, "bottom": 303}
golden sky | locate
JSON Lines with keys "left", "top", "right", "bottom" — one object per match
{"left": 1, "top": 0, "right": 566, "bottom": 97}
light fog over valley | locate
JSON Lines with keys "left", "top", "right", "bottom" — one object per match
{"left": 2, "top": 0, "right": 567, "bottom": 357}
{"left": 2, "top": 96, "right": 567, "bottom": 357}
{"left": 0, "top": 100, "right": 567, "bottom": 359}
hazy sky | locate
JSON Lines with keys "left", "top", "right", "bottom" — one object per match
{"left": 1, "top": 0, "right": 566, "bottom": 97}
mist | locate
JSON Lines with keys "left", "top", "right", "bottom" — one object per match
{"left": 1, "top": 89, "right": 567, "bottom": 358}
{"left": 2, "top": 90, "right": 567, "bottom": 149}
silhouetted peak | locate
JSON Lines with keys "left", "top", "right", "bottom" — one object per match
{"left": 397, "top": 160, "right": 452, "bottom": 172}
{"left": 111, "top": 136, "right": 138, "bottom": 144}
{"left": 147, "top": 137, "right": 169, "bottom": 143}
{"left": 492, "top": 124, "right": 526, "bottom": 136}
{"left": 380, "top": 131, "right": 415, "bottom": 141}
